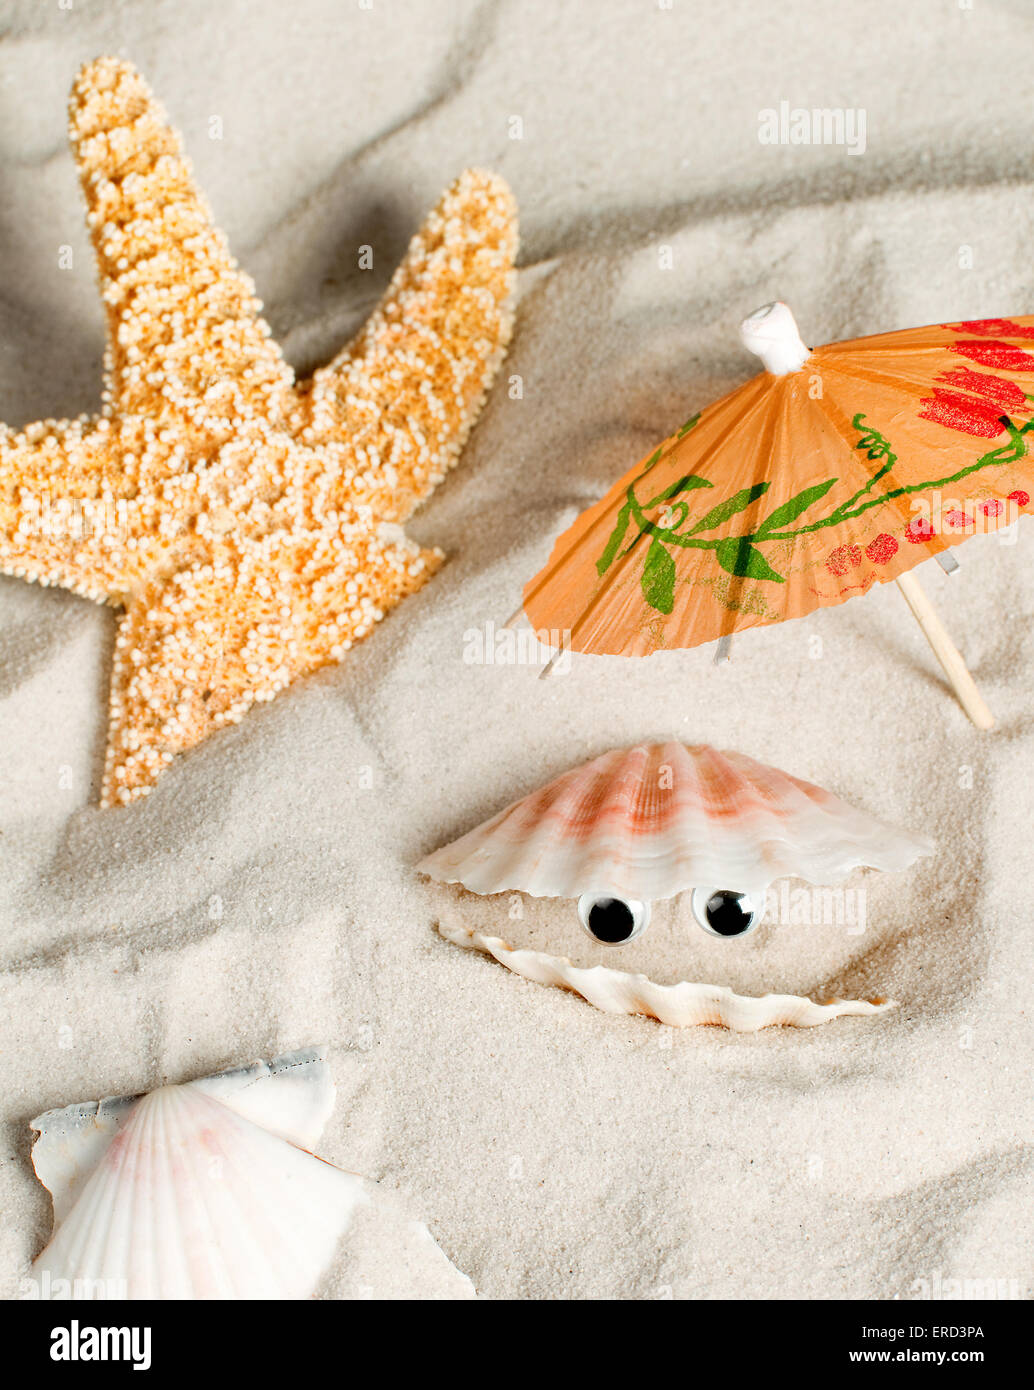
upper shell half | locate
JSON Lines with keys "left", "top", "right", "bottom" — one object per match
{"left": 418, "top": 742, "right": 934, "bottom": 900}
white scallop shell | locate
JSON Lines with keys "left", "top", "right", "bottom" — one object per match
{"left": 419, "top": 742, "right": 933, "bottom": 900}
{"left": 29, "top": 1048, "right": 472, "bottom": 1300}
{"left": 438, "top": 919, "right": 895, "bottom": 1031}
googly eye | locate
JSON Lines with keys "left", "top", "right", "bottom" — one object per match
{"left": 691, "top": 887, "right": 763, "bottom": 939}
{"left": 577, "top": 893, "right": 651, "bottom": 945}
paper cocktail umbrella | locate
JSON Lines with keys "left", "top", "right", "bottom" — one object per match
{"left": 520, "top": 303, "right": 1034, "bottom": 727}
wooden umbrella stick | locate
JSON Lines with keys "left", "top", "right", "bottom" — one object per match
{"left": 894, "top": 571, "right": 994, "bottom": 730}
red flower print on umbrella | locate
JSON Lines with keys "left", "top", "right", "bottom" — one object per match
{"left": 958, "top": 318, "right": 1034, "bottom": 339}
{"left": 865, "top": 533, "right": 899, "bottom": 564}
{"left": 950, "top": 340, "right": 1034, "bottom": 372}
{"left": 904, "top": 517, "right": 936, "bottom": 544}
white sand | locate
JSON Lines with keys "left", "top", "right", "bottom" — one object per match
{"left": 2, "top": 0, "right": 1033, "bottom": 1300}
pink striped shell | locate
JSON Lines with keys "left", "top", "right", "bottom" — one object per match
{"left": 418, "top": 743, "right": 933, "bottom": 900}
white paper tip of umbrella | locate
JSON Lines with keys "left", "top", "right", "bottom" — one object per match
{"left": 740, "top": 302, "right": 811, "bottom": 375}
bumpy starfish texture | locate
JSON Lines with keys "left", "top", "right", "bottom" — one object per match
{"left": 0, "top": 58, "right": 516, "bottom": 805}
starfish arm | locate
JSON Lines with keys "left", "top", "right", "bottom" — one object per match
{"left": 296, "top": 169, "right": 517, "bottom": 524}
{"left": 0, "top": 414, "right": 183, "bottom": 601}
{"left": 69, "top": 58, "right": 295, "bottom": 426}
{"left": 101, "top": 524, "right": 441, "bottom": 805}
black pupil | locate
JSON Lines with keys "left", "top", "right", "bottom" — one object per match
{"left": 705, "top": 891, "right": 754, "bottom": 937}
{"left": 587, "top": 898, "right": 636, "bottom": 943}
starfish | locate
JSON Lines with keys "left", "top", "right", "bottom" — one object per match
{"left": 0, "top": 58, "right": 517, "bottom": 806}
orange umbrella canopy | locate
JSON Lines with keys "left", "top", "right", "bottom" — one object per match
{"left": 522, "top": 305, "right": 1034, "bottom": 657}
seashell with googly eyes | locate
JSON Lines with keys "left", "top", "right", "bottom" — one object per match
{"left": 419, "top": 743, "right": 933, "bottom": 1030}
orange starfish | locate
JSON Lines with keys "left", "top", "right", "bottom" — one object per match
{"left": 0, "top": 58, "right": 516, "bottom": 805}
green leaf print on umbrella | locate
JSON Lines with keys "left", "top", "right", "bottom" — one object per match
{"left": 714, "top": 538, "right": 785, "bottom": 582}
{"left": 641, "top": 537, "right": 677, "bottom": 613}
{"left": 755, "top": 477, "right": 838, "bottom": 536}
{"left": 603, "top": 410, "right": 1034, "bottom": 617}
{"left": 684, "top": 482, "right": 770, "bottom": 537}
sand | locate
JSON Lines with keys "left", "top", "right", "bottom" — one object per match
{"left": 1, "top": 0, "right": 1032, "bottom": 1300}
